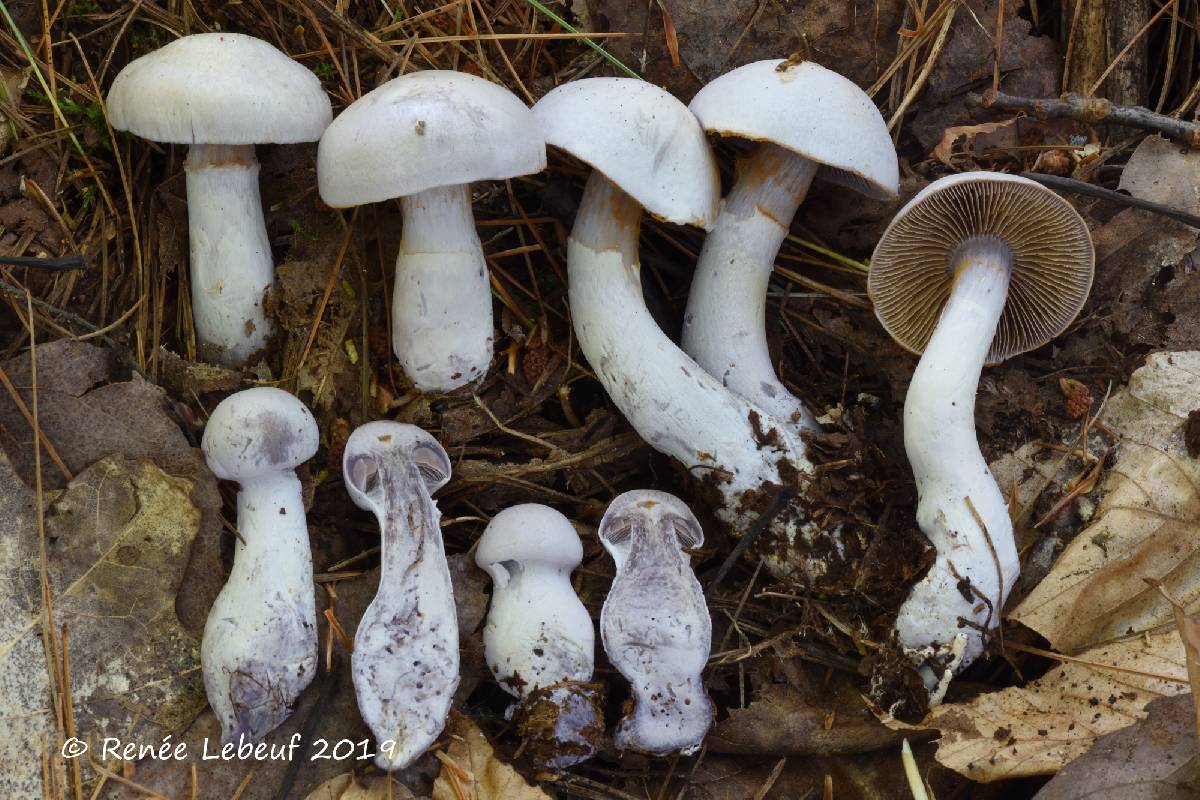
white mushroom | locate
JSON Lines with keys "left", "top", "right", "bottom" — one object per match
{"left": 475, "top": 504, "right": 602, "bottom": 767}
{"left": 599, "top": 490, "right": 713, "bottom": 756}
{"left": 684, "top": 60, "right": 898, "bottom": 436}
{"left": 318, "top": 72, "right": 545, "bottom": 392}
{"left": 107, "top": 33, "right": 332, "bottom": 367}
{"left": 200, "top": 387, "right": 319, "bottom": 742}
{"left": 475, "top": 504, "right": 594, "bottom": 694}
{"left": 531, "top": 79, "right": 812, "bottom": 562}
{"left": 869, "top": 172, "right": 1094, "bottom": 688}
{"left": 343, "top": 421, "right": 458, "bottom": 770}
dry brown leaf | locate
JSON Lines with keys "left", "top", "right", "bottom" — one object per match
{"left": 431, "top": 715, "right": 549, "bottom": 800}
{"left": 304, "top": 772, "right": 417, "bottom": 800}
{"left": 1011, "top": 352, "right": 1200, "bottom": 653}
{"left": 1033, "top": 692, "right": 1200, "bottom": 799}
{"left": 1118, "top": 134, "right": 1200, "bottom": 215}
{"left": 923, "top": 632, "right": 1189, "bottom": 781}
{"left": 931, "top": 117, "right": 1019, "bottom": 165}
{"left": 0, "top": 454, "right": 206, "bottom": 797}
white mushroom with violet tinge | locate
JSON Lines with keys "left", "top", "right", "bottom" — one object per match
{"left": 600, "top": 490, "right": 713, "bottom": 755}
{"left": 531, "top": 79, "right": 814, "bottom": 563}
{"left": 684, "top": 59, "right": 898, "bottom": 436}
{"left": 201, "top": 387, "right": 319, "bottom": 742}
{"left": 869, "top": 172, "right": 1094, "bottom": 691}
{"left": 343, "top": 421, "right": 458, "bottom": 770}
{"left": 107, "top": 33, "right": 332, "bottom": 367}
{"left": 475, "top": 504, "right": 602, "bottom": 767}
{"left": 317, "top": 72, "right": 545, "bottom": 392}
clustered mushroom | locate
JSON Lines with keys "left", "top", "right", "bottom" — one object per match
{"left": 124, "top": 27, "right": 1096, "bottom": 773}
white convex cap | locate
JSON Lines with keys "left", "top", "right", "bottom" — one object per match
{"left": 475, "top": 504, "right": 584, "bottom": 578}
{"left": 317, "top": 71, "right": 546, "bottom": 207}
{"left": 689, "top": 60, "right": 898, "bottom": 199}
{"left": 532, "top": 78, "right": 719, "bottom": 229}
{"left": 202, "top": 387, "right": 319, "bottom": 481}
{"left": 106, "top": 32, "right": 331, "bottom": 145}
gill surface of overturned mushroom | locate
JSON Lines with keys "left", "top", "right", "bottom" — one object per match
{"left": 317, "top": 72, "right": 545, "bottom": 392}
{"left": 600, "top": 490, "right": 714, "bottom": 755}
{"left": 343, "top": 421, "right": 459, "bottom": 770}
{"left": 106, "top": 33, "right": 331, "bottom": 367}
{"left": 869, "top": 172, "right": 1094, "bottom": 690}
{"left": 201, "top": 387, "right": 319, "bottom": 742}
{"left": 684, "top": 60, "right": 898, "bottom": 436}
{"left": 475, "top": 504, "right": 602, "bottom": 767}
{"left": 531, "top": 78, "right": 813, "bottom": 556}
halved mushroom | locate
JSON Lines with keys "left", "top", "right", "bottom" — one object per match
{"left": 343, "top": 421, "right": 458, "bottom": 769}
{"left": 869, "top": 172, "right": 1094, "bottom": 690}
{"left": 599, "top": 490, "right": 713, "bottom": 756}
{"left": 684, "top": 59, "right": 898, "bottom": 436}
{"left": 201, "top": 387, "right": 319, "bottom": 742}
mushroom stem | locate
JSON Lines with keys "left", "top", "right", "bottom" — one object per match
{"left": 895, "top": 234, "right": 1021, "bottom": 685}
{"left": 203, "top": 471, "right": 316, "bottom": 743}
{"left": 394, "top": 183, "right": 492, "bottom": 391}
{"left": 568, "top": 171, "right": 810, "bottom": 527}
{"left": 682, "top": 143, "right": 819, "bottom": 434}
{"left": 185, "top": 144, "right": 274, "bottom": 366}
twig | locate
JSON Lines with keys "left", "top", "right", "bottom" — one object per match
{"left": 0, "top": 254, "right": 85, "bottom": 270}
{"left": 706, "top": 486, "right": 795, "bottom": 599}
{"left": 977, "top": 88, "right": 1200, "bottom": 146}
{"left": 1018, "top": 172, "right": 1200, "bottom": 228}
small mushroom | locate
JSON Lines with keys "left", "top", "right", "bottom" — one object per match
{"left": 869, "top": 172, "right": 1094, "bottom": 688}
{"left": 343, "top": 421, "right": 458, "bottom": 770}
{"left": 475, "top": 504, "right": 602, "bottom": 768}
{"left": 201, "top": 387, "right": 319, "bottom": 742}
{"left": 599, "top": 490, "right": 713, "bottom": 756}
{"left": 531, "top": 79, "right": 812, "bottom": 566}
{"left": 684, "top": 60, "right": 898, "bottom": 436}
{"left": 317, "top": 72, "right": 545, "bottom": 392}
{"left": 107, "top": 33, "right": 332, "bottom": 366}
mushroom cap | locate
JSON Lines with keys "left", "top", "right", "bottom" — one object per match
{"left": 869, "top": 172, "right": 1094, "bottom": 363}
{"left": 688, "top": 60, "right": 898, "bottom": 200}
{"left": 475, "top": 504, "right": 582, "bottom": 571}
{"left": 202, "top": 387, "right": 318, "bottom": 480}
{"left": 317, "top": 71, "right": 545, "bottom": 207}
{"left": 342, "top": 421, "right": 452, "bottom": 512}
{"left": 600, "top": 490, "right": 704, "bottom": 551}
{"left": 532, "top": 78, "right": 719, "bottom": 229}
{"left": 106, "top": 33, "right": 331, "bottom": 145}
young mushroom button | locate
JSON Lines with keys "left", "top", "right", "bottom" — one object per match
{"left": 106, "top": 33, "right": 332, "bottom": 367}
{"left": 600, "top": 490, "right": 714, "bottom": 756}
{"left": 684, "top": 60, "right": 899, "bottom": 437}
{"left": 475, "top": 504, "right": 602, "bottom": 768}
{"left": 531, "top": 79, "right": 812, "bottom": 566}
{"left": 868, "top": 172, "right": 1094, "bottom": 692}
{"left": 343, "top": 421, "right": 458, "bottom": 770}
{"left": 317, "top": 72, "right": 545, "bottom": 393}
{"left": 200, "top": 387, "right": 320, "bottom": 743}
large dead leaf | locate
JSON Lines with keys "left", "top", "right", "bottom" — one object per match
{"left": 0, "top": 453, "right": 206, "bottom": 797}
{"left": 924, "top": 632, "right": 1189, "bottom": 781}
{"left": 0, "top": 341, "right": 222, "bottom": 633}
{"left": 304, "top": 772, "right": 418, "bottom": 800}
{"left": 431, "top": 715, "right": 549, "bottom": 800}
{"left": 1011, "top": 351, "right": 1200, "bottom": 653}
{"left": 1119, "top": 134, "right": 1200, "bottom": 215}
{"left": 1033, "top": 692, "right": 1200, "bottom": 799}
